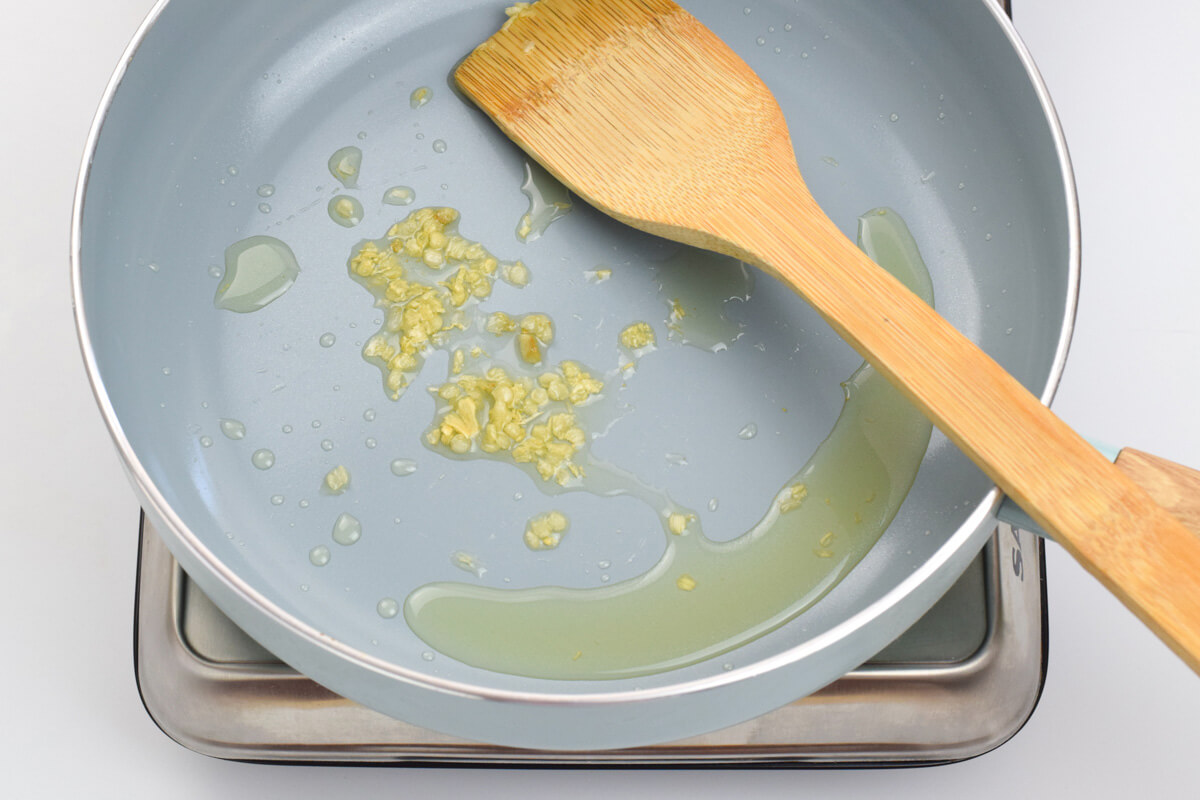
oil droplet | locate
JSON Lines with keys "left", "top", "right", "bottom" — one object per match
{"left": 214, "top": 236, "right": 300, "bottom": 313}
{"left": 319, "top": 332, "right": 337, "bottom": 348}
{"left": 147, "top": 262, "right": 160, "bottom": 273}
{"left": 328, "top": 195, "right": 364, "bottom": 227}
{"left": 257, "top": 184, "right": 275, "bottom": 198}
{"left": 377, "top": 598, "right": 400, "bottom": 618}
{"left": 708, "top": 498, "right": 720, "bottom": 512}
{"left": 299, "top": 499, "right": 310, "bottom": 509}
{"left": 318, "top": 439, "right": 335, "bottom": 453}
{"left": 199, "top": 436, "right": 213, "bottom": 448}
{"left": 432, "top": 139, "right": 447, "bottom": 153}
{"left": 665, "top": 452, "right": 689, "bottom": 466}
{"left": 328, "top": 146, "right": 363, "bottom": 189}
{"left": 282, "top": 424, "right": 293, "bottom": 434}
{"left": 410, "top": 86, "right": 432, "bottom": 108}
{"left": 332, "top": 512, "right": 362, "bottom": 546}
{"left": 422, "top": 651, "right": 436, "bottom": 661}
{"left": 258, "top": 203, "right": 271, "bottom": 214}
{"left": 251, "top": 449, "right": 276, "bottom": 470}
{"left": 161, "top": 367, "right": 172, "bottom": 376}
{"left": 365, "top": 437, "right": 377, "bottom": 449}
{"left": 309, "top": 545, "right": 331, "bottom": 566}
{"left": 364, "top": 408, "right": 377, "bottom": 422}
{"left": 784, "top": 23, "right": 793, "bottom": 31}
{"left": 227, "top": 165, "right": 239, "bottom": 176}
{"left": 451, "top": 551, "right": 485, "bottom": 577}
{"left": 207, "top": 265, "right": 222, "bottom": 278}
{"left": 219, "top": 419, "right": 246, "bottom": 440}
{"left": 383, "top": 186, "right": 415, "bottom": 206}
{"left": 985, "top": 233, "right": 993, "bottom": 241}
{"left": 390, "top": 458, "right": 418, "bottom": 476}
{"left": 756, "top": 36, "right": 766, "bottom": 46}
{"left": 271, "top": 494, "right": 285, "bottom": 505}
{"left": 889, "top": 113, "right": 900, "bottom": 122}
{"left": 516, "top": 161, "right": 572, "bottom": 243}
{"left": 738, "top": 423, "right": 758, "bottom": 440}
{"left": 357, "top": 131, "right": 368, "bottom": 140}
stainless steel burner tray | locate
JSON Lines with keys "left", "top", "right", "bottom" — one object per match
{"left": 135, "top": 516, "right": 1046, "bottom": 766}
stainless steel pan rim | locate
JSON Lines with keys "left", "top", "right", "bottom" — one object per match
{"left": 72, "top": 0, "right": 1079, "bottom": 738}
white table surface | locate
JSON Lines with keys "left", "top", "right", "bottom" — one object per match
{"left": 3, "top": 1, "right": 1198, "bottom": 797}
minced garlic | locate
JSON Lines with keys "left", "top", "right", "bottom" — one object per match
{"left": 485, "top": 311, "right": 518, "bottom": 335}
{"left": 780, "top": 482, "right": 808, "bottom": 513}
{"left": 503, "top": 2, "right": 533, "bottom": 29}
{"left": 619, "top": 321, "right": 656, "bottom": 351}
{"left": 426, "top": 361, "right": 602, "bottom": 485}
{"left": 517, "top": 313, "right": 554, "bottom": 364}
{"left": 324, "top": 465, "right": 350, "bottom": 494}
{"left": 524, "top": 510, "right": 569, "bottom": 550}
{"left": 667, "top": 512, "right": 693, "bottom": 535}
{"left": 676, "top": 574, "right": 697, "bottom": 592}
{"left": 814, "top": 531, "right": 836, "bottom": 558}
{"left": 348, "top": 208, "right": 528, "bottom": 399}
{"left": 502, "top": 261, "right": 531, "bottom": 286}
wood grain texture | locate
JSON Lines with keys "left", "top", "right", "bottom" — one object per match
{"left": 1117, "top": 449, "right": 1200, "bottom": 536}
{"left": 456, "top": 0, "right": 1200, "bottom": 673}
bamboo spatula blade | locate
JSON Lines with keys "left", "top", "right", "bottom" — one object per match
{"left": 456, "top": 0, "right": 807, "bottom": 253}
{"left": 456, "top": 0, "right": 1200, "bottom": 674}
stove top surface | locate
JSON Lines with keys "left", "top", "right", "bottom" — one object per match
{"left": 136, "top": 517, "right": 1045, "bottom": 766}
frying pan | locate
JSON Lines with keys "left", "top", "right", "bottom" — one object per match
{"left": 75, "top": 0, "right": 1084, "bottom": 749}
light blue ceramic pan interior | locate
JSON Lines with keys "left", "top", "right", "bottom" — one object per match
{"left": 75, "top": 0, "right": 1075, "bottom": 748}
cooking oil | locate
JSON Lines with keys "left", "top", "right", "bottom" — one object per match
{"left": 332, "top": 512, "right": 362, "bottom": 546}
{"left": 328, "top": 146, "right": 363, "bottom": 189}
{"left": 328, "top": 195, "right": 364, "bottom": 227}
{"left": 403, "top": 207, "right": 935, "bottom": 680}
{"left": 653, "top": 247, "right": 754, "bottom": 352}
{"left": 213, "top": 236, "right": 300, "bottom": 313}
{"left": 383, "top": 186, "right": 415, "bottom": 206}
{"left": 515, "top": 160, "right": 572, "bottom": 243}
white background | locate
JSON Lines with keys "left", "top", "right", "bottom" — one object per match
{"left": 2, "top": 0, "right": 1198, "bottom": 797}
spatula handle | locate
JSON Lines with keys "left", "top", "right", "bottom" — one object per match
{"left": 725, "top": 198, "right": 1200, "bottom": 674}
{"left": 1116, "top": 449, "right": 1200, "bottom": 536}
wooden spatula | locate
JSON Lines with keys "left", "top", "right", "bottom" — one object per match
{"left": 456, "top": 0, "right": 1200, "bottom": 672}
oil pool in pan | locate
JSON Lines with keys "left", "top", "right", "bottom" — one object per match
{"left": 212, "top": 123, "right": 935, "bottom": 679}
